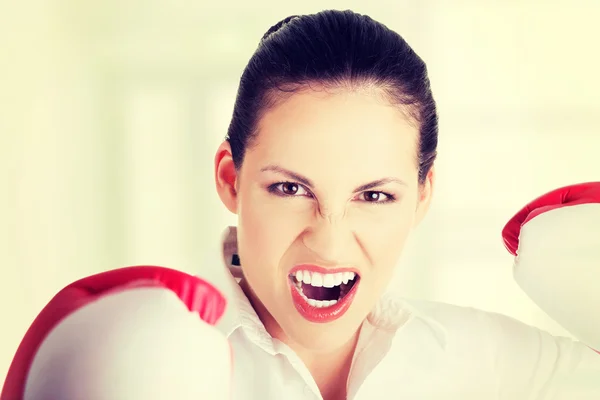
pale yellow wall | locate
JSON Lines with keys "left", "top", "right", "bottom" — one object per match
{"left": 1, "top": 0, "right": 599, "bottom": 380}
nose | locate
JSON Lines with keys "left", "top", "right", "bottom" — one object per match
{"left": 301, "top": 209, "right": 355, "bottom": 264}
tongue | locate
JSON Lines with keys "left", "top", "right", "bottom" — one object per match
{"left": 302, "top": 283, "right": 340, "bottom": 301}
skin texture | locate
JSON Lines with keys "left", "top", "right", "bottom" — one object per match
{"left": 215, "top": 86, "right": 434, "bottom": 398}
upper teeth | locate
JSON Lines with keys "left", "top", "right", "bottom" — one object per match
{"left": 294, "top": 270, "right": 356, "bottom": 288}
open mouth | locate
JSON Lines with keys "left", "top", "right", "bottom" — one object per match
{"left": 289, "top": 270, "right": 360, "bottom": 308}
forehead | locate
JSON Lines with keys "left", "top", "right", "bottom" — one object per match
{"left": 247, "top": 88, "right": 419, "bottom": 180}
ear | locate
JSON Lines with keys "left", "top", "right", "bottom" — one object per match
{"left": 413, "top": 166, "right": 435, "bottom": 228}
{"left": 214, "top": 140, "right": 239, "bottom": 214}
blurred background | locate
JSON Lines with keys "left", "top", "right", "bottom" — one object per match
{"left": 1, "top": 0, "right": 600, "bottom": 380}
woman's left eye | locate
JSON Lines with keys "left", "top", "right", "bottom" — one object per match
{"left": 357, "top": 191, "right": 394, "bottom": 203}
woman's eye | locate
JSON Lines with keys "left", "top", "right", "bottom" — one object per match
{"left": 272, "top": 182, "right": 310, "bottom": 197}
{"left": 359, "top": 191, "right": 393, "bottom": 203}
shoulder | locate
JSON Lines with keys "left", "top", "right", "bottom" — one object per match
{"left": 402, "top": 297, "right": 538, "bottom": 334}
{"left": 373, "top": 296, "right": 600, "bottom": 397}
{"left": 366, "top": 296, "right": 516, "bottom": 394}
{"left": 400, "top": 297, "right": 553, "bottom": 350}
{"left": 380, "top": 295, "right": 572, "bottom": 371}
{"left": 400, "top": 298, "right": 594, "bottom": 390}
{"left": 373, "top": 295, "right": 526, "bottom": 364}
{"left": 391, "top": 296, "right": 517, "bottom": 335}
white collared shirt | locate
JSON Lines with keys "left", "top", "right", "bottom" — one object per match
{"left": 214, "top": 227, "right": 600, "bottom": 399}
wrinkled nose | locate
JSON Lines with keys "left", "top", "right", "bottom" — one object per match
{"left": 301, "top": 209, "right": 355, "bottom": 264}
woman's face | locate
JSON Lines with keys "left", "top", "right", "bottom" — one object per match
{"left": 215, "top": 86, "right": 433, "bottom": 352}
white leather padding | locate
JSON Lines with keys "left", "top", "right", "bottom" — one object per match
{"left": 514, "top": 203, "right": 600, "bottom": 349}
{"left": 24, "top": 287, "right": 231, "bottom": 400}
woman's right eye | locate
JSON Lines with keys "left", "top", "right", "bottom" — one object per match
{"left": 269, "top": 182, "right": 310, "bottom": 197}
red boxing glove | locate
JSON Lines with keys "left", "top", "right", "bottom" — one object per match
{"left": 1, "top": 266, "right": 231, "bottom": 400}
{"left": 502, "top": 182, "right": 600, "bottom": 349}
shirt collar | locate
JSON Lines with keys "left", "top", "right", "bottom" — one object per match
{"left": 216, "top": 227, "right": 263, "bottom": 335}
{"left": 215, "top": 226, "right": 447, "bottom": 350}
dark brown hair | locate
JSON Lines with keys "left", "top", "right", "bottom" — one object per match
{"left": 226, "top": 10, "right": 438, "bottom": 184}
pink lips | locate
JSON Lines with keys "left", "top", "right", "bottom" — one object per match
{"left": 288, "top": 264, "right": 360, "bottom": 323}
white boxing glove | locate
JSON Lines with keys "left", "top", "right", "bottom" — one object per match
{"left": 1, "top": 266, "right": 232, "bottom": 400}
{"left": 503, "top": 182, "right": 600, "bottom": 350}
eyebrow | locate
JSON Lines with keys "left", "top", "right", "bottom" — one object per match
{"left": 260, "top": 165, "right": 407, "bottom": 193}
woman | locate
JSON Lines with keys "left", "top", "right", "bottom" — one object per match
{"left": 211, "top": 9, "right": 600, "bottom": 399}
{"left": 214, "top": 10, "right": 438, "bottom": 398}
{"left": 4, "top": 9, "right": 600, "bottom": 400}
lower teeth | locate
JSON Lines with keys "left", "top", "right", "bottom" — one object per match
{"left": 297, "top": 286, "right": 340, "bottom": 308}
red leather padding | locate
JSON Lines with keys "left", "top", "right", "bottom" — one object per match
{"left": 502, "top": 182, "right": 600, "bottom": 256}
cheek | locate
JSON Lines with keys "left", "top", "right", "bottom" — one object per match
{"left": 237, "top": 190, "right": 312, "bottom": 271}
{"left": 352, "top": 201, "right": 417, "bottom": 270}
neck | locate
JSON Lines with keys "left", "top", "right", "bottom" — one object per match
{"left": 240, "top": 279, "right": 359, "bottom": 399}
{"left": 300, "top": 332, "right": 359, "bottom": 400}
